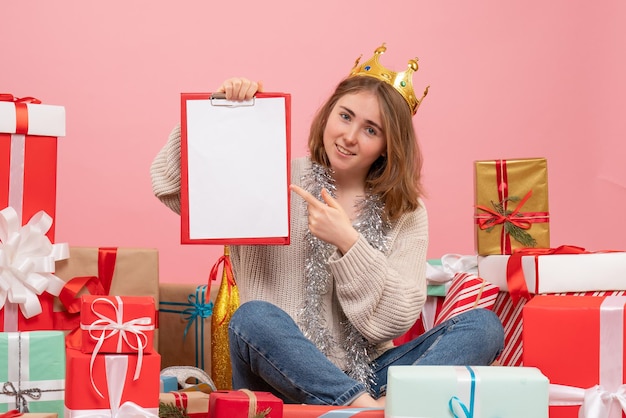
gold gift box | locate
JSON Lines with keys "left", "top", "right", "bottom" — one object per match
{"left": 474, "top": 158, "right": 550, "bottom": 255}
{"left": 159, "top": 283, "right": 218, "bottom": 372}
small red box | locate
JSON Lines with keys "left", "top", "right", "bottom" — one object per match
{"left": 209, "top": 390, "right": 283, "bottom": 418}
{"left": 80, "top": 295, "right": 155, "bottom": 354}
{"left": 65, "top": 347, "right": 160, "bottom": 414}
{"left": 523, "top": 295, "right": 626, "bottom": 418}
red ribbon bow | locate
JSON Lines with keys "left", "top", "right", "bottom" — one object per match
{"left": 0, "top": 94, "right": 42, "bottom": 134}
{"left": 476, "top": 190, "right": 534, "bottom": 231}
{"left": 208, "top": 252, "right": 236, "bottom": 327}
{"left": 505, "top": 245, "right": 589, "bottom": 303}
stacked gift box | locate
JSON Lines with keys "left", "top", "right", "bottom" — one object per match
{"left": 473, "top": 158, "right": 626, "bottom": 418}
{"left": 386, "top": 157, "right": 626, "bottom": 416}
{"left": 64, "top": 295, "right": 160, "bottom": 416}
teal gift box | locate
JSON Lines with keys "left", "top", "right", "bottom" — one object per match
{"left": 386, "top": 365, "right": 549, "bottom": 418}
{"left": 0, "top": 331, "right": 65, "bottom": 416}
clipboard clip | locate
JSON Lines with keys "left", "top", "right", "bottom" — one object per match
{"left": 210, "top": 92, "right": 255, "bottom": 107}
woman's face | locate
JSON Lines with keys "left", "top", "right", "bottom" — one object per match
{"left": 322, "top": 91, "right": 387, "bottom": 182}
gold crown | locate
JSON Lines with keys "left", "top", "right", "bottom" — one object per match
{"left": 349, "top": 44, "right": 429, "bottom": 115}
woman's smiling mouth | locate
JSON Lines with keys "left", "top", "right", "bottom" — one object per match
{"left": 336, "top": 144, "right": 356, "bottom": 156}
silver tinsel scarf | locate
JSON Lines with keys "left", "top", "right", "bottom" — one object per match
{"left": 298, "top": 162, "right": 390, "bottom": 390}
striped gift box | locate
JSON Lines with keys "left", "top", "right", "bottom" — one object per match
{"left": 493, "top": 290, "right": 626, "bottom": 367}
{"left": 434, "top": 272, "right": 499, "bottom": 326}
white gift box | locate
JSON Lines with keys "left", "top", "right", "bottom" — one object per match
{"left": 0, "top": 100, "right": 65, "bottom": 136}
{"left": 477, "top": 252, "right": 626, "bottom": 294}
{"left": 386, "top": 365, "right": 549, "bottom": 418}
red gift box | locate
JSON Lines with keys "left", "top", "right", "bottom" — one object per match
{"left": 523, "top": 295, "right": 626, "bottom": 418}
{"left": 209, "top": 390, "right": 282, "bottom": 418}
{"left": 0, "top": 94, "right": 65, "bottom": 243}
{"left": 79, "top": 295, "right": 155, "bottom": 354}
{"left": 283, "top": 404, "right": 383, "bottom": 417}
{"left": 0, "top": 207, "right": 69, "bottom": 332}
{"left": 64, "top": 347, "right": 160, "bottom": 416}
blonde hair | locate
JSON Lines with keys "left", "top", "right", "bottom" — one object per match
{"left": 308, "top": 76, "right": 424, "bottom": 222}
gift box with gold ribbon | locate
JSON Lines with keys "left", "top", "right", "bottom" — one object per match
{"left": 51, "top": 247, "right": 159, "bottom": 348}
{"left": 159, "top": 283, "right": 216, "bottom": 372}
{"left": 0, "top": 331, "right": 65, "bottom": 416}
{"left": 208, "top": 390, "right": 282, "bottom": 418}
{"left": 474, "top": 158, "right": 550, "bottom": 255}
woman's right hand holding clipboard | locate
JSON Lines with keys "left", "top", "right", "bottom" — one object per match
{"left": 216, "top": 77, "right": 263, "bottom": 101}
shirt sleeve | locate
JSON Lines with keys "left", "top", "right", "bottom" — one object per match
{"left": 328, "top": 204, "right": 429, "bottom": 344}
{"left": 150, "top": 124, "right": 183, "bottom": 214}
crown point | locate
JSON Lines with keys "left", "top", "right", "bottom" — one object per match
{"left": 348, "top": 44, "right": 427, "bottom": 115}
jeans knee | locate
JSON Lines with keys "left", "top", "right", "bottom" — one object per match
{"left": 230, "top": 300, "right": 286, "bottom": 336}
{"left": 472, "top": 309, "right": 504, "bottom": 352}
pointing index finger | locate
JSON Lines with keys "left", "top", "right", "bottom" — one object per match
{"left": 290, "top": 184, "right": 321, "bottom": 206}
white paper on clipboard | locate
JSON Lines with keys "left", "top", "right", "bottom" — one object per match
{"left": 181, "top": 92, "right": 291, "bottom": 244}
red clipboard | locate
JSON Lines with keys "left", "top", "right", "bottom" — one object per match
{"left": 180, "top": 92, "right": 291, "bottom": 245}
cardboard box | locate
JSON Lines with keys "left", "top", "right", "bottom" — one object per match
{"left": 0, "top": 331, "right": 65, "bottom": 416}
{"left": 159, "top": 391, "right": 209, "bottom": 418}
{"left": 209, "top": 390, "right": 282, "bottom": 418}
{"left": 159, "top": 283, "right": 217, "bottom": 371}
{"left": 386, "top": 365, "right": 549, "bottom": 417}
{"left": 79, "top": 295, "right": 155, "bottom": 354}
{"left": 523, "top": 295, "right": 626, "bottom": 418}
{"left": 64, "top": 348, "right": 160, "bottom": 415}
{"left": 52, "top": 247, "right": 159, "bottom": 348}
{"left": 474, "top": 158, "right": 549, "bottom": 255}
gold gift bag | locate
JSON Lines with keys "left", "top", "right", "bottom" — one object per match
{"left": 210, "top": 246, "right": 239, "bottom": 390}
{"left": 474, "top": 158, "right": 550, "bottom": 255}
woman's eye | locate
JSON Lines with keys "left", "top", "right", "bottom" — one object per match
{"left": 340, "top": 113, "right": 350, "bottom": 121}
{"left": 366, "top": 127, "right": 377, "bottom": 135}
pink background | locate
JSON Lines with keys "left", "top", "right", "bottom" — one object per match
{"left": 2, "top": 1, "right": 625, "bottom": 283}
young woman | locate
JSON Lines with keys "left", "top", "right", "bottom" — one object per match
{"left": 151, "top": 46, "right": 504, "bottom": 408}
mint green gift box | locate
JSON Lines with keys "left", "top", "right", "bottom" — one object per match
{"left": 386, "top": 365, "right": 549, "bottom": 418}
{"left": 0, "top": 331, "right": 65, "bottom": 416}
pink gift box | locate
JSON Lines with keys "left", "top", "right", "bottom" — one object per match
{"left": 79, "top": 295, "right": 155, "bottom": 354}
{"left": 64, "top": 347, "right": 160, "bottom": 416}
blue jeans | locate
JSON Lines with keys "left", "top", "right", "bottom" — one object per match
{"left": 228, "top": 300, "right": 504, "bottom": 405}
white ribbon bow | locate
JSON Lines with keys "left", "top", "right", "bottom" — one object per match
{"left": 426, "top": 254, "right": 478, "bottom": 284}
{"left": 421, "top": 254, "right": 478, "bottom": 331}
{"left": 0, "top": 206, "right": 69, "bottom": 319}
{"left": 550, "top": 383, "right": 626, "bottom": 418}
{"left": 83, "top": 296, "right": 154, "bottom": 398}
{"left": 69, "top": 356, "right": 158, "bottom": 417}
